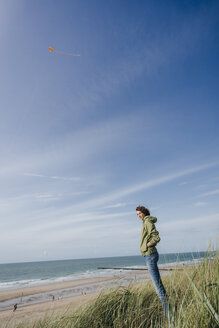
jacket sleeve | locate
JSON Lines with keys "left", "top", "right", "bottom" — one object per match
{"left": 146, "top": 221, "right": 160, "bottom": 246}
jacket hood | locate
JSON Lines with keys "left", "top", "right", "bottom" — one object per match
{"left": 143, "top": 215, "right": 157, "bottom": 223}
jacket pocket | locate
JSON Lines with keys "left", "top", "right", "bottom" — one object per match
{"left": 140, "top": 242, "right": 148, "bottom": 253}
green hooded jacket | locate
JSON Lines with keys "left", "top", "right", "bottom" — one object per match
{"left": 140, "top": 216, "right": 160, "bottom": 256}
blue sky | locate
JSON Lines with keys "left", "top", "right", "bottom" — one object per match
{"left": 0, "top": 0, "right": 219, "bottom": 263}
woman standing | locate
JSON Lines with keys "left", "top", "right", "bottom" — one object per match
{"left": 136, "top": 205, "right": 169, "bottom": 317}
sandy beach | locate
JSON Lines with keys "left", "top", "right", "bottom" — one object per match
{"left": 0, "top": 270, "right": 147, "bottom": 327}
{"left": 0, "top": 276, "right": 122, "bottom": 302}
{"left": 0, "top": 265, "right": 185, "bottom": 327}
{"left": 0, "top": 289, "right": 100, "bottom": 327}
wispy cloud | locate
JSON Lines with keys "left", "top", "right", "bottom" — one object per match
{"left": 211, "top": 177, "right": 219, "bottom": 181}
{"left": 7, "top": 160, "right": 217, "bottom": 226}
{"left": 0, "top": 115, "right": 137, "bottom": 178}
{"left": 0, "top": 193, "right": 63, "bottom": 207}
{"left": 159, "top": 213, "right": 219, "bottom": 233}
{"left": 22, "top": 173, "right": 81, "bottom": 181}
{"left": 0, "top": 211, "right": 134, "bottom": 237}
{"left": 199, "top": 189, "right": 219, "bottom": 197}
{"left": 193, "top": 202, "right": 207, "bottom": 207}
{"left": 78, "top": 161, "right": 219, "bottom": 209}
{"left": 0, "top": 191, "right": 90, "bottom": 208}
{"left": 178, "top": 181, "right": 188, "bottom": 186}
{"left": 103, "top": 203, "right": 129, "bottom": 209}
{"left": 158, "top": 213, "right": 219, "bottom": 252}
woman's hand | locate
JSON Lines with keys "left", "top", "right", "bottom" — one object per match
{"left": 147, "top": 242, "right": 152, "bottom": 247}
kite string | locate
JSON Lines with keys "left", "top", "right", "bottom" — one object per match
{"left": 54, "top": 50, "right": 80, "bottom": 56}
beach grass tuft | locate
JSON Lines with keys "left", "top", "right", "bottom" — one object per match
{"left": 12, "top": 251, "right": 219, "bottom": 328}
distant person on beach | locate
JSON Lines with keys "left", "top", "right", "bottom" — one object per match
{"left": 136, "top": 206, "right": 169, "bottom": 317}
{"left": 13, "top": 303, "right": 17, "bottom": 312}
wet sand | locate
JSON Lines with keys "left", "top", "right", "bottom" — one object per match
{"left": 0, "top": 276, "right": 122, "bottom": 302}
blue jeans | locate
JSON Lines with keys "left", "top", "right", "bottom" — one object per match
{"left": 145, "top": 251, "right": 169, "bottom": 317}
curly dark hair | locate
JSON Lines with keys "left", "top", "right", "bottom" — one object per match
{"left": 136, "top": 206, "right": 150, "bottom": 216}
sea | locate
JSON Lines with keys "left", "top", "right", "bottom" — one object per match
{"left": 0, "top": 251, "right": 210, "bottom": 291}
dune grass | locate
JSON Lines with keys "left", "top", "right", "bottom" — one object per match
{"left": 13, "top": 251, "right": 219, "bottom": 328}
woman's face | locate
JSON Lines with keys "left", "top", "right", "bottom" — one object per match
{"left": 136, "top": 210, "right": 145, "bottom": 221}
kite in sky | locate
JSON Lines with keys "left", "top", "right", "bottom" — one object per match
{"left": 49, "top": 46, "right": 80, "bottom": 56}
